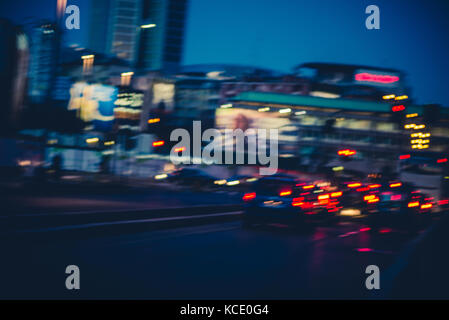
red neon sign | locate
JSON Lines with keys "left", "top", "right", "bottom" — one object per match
{"left": 355, "top": 73, "right": 400, "bottom": 84}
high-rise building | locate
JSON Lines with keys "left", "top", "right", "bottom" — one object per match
{"left": 137, "top": 0, "right": 188, "bottom": 73}
{"left": 88, "top": 0, "right": 142, "bottom": 64}
{"left": 88, "top": 0, "right": 188, "bottom": 73}
{"left": 27, "top": 22, "right": 59, "bottom": 104}
{"left": 0, "top": 19, "right": 29, "bottom": 133}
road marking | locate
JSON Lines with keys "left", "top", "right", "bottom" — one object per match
{"left": 9, "top": 211, "right": 244, "bottom": 235}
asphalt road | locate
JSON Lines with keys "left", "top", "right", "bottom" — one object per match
{"left": 1, "top": 215, "right": 439, "bottom": 299}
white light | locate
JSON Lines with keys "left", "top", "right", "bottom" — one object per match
{"left": 141, "top": 24, "right": 156, "bottom": 29}
{"left": 226, "top": 180, "right": 240, "bottom": 186}
{"left": 279, "top": 108, "right": 292, "bottom": 114}
{"left": 155, "top": 174, "right": 168, "bottom": 180}
{"left": 220, "top": 103, "right": 233, "bottom": 109}
{"left": 295, "top": 111, "right": 306, "bottom": 115}
{"left": 258, "top": 107, "right": 270, "bottom": 112}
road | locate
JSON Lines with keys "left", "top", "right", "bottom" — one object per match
{"left": 2, "top": 213, "right": 443, "bottom": 299}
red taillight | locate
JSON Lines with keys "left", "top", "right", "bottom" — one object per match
{"left": 399, "top": 154, "right": 411, "bottom": 160}
{"left": 303, "top": 185, "right": 314, "bottom": 190}
{"left": 392, "top": 105, "right": 405, "bottom": 112}
{"left": 174, "top": 146, "right": 186, "bottom": 152}
{"left": 153, "top": 140, "right": 165, "bottom": 147}
{"left": 279, "top": 190, "right": 292, "bottom": 197}
{"left": 243, "top": 192, "right": 256, "bottom": 201}
{"left": 438, "top": 199, "right": 449, "bottom": 205}
{"left": 408, "top": 201, "right": 420, "bottom": 208}
{"left": 437, "top": 158, "right": 448, "bottom": 163}
{"left": 330, "top": 191, "right": 342, "bottom": 198}
{"left": 390, "top": 182, "right": 402, "bottom": 188}
{"left": 421, "top": 203, "right": 432, "bottom": 210}
{"left": 348, "top": 183, "right": 362, "bottom": 188}
{"left": 356, "top": 187, "right": 369, "bottom": 192}
{"left": 391, "top": 194, "right": 402, "bottom": 201}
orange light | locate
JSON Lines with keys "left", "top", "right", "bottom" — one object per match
{"left": 421, "top": 203, "right": 432, "bottom": 209}
{"left": 292, "top": 202, "right": 304, "bottom": 207}
{"left": 303, "top": 185, "right": 315, "bottom": 190}
{"left": 279, "top": 190, "right": 292, "bottom": 197}
{"left": 174, "top": 147, "right": 186, "bottom": 153}
{"left": 364, "top": 195, "right": 376, "bottom": 201}
{"left": 390, "top": 182, "right": 402, "bottom": 188}
{"left": 348, "top": 183, "right": 362, "bottom": 188}
{"left": 331, "top": 192, "right": 342, "bottom": 198}
{"left": 148, "top": 118, "right": 161, "bottom": 124}
{"left": 368, "top": 199, "right": 380, "bottom": 203}
{"left": 368, "top": 184, "right": 381, "bottom": 189}
{"left": 318, "top": 194, "right": 330, "bottom": 200}
{"left": 152, "top": 141, "right": 165, "bottom": 147}
{"left": 408, "top": 201, "right": 420, "bottom": 208}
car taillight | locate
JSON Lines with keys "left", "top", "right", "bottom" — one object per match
{"left": 330, "top": 192, "right": 342, "bottom": 198}
{"left": 390, "top": 182, "right": 402, "bottom": 188}
{"left": 408, "top": 201, "right": 420, "bottom": 208}
{"left": 438, "top": 199, "right": 449, "bottom": 205}
{"left": 318, "top": 194, "right": 329, "bottom": 200}
{"left": 391, "top": 194, "right": 402, "bottom": 201}
{"left": 279, "top": 190, "right": 292, "bottom": 197}
{"left": 243, "top": 192, "right": 256, "bottom": 201}
{"left": 421, "top": 203, "right": 432, "bottom": 209}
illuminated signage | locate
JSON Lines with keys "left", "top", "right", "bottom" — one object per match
{"left": 354, "top": 69, "right": 400, "bottom": 86}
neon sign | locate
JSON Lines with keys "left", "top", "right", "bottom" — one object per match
{"left": 355, "top": 72, "right": 400, "bottom": 84}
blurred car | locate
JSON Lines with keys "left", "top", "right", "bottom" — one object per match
{"left": 213, "top": 175, "right": 259, "bottom": 190}
{"left": 155, "top": 168, "right": 217, "bottom": 188}
{"left": 242, "top": 175, "right": 342, "bottom": 229}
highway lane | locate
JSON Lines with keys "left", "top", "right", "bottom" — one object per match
{"left": 0, "top": 217, "right": 427, "bottom": 299}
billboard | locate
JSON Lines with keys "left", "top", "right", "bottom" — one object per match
{"left": 68, "top": 82, "right": 118, "bottom": 131}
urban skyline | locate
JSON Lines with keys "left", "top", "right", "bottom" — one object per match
{"left": 1, "top": 0, "right": 449, "bottom": 106}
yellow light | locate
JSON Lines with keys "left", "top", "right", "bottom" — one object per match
{"left": 406, "top": 113, "right": 418, "bottom": 118}
{"left": 258, "top": 107, "right": 270, "bottom": 112}
{"left": 214, "top": 180, "right": 227, "bottom": 185}
{"left": 104, "top": 141, "right": 115, "bottom": 146}
{"left": 121, "top": 72, "right": 134, "bottom": 77}
{"left": 404, "top": 124, "right": 416, "bottom": 129}
{"left": 81, "top": 54, "right": 94, "bottom": 60}
{"left": 414, "top": 124, "right": 426, "bottom": 129}
{"left": 395, "top": 95, "right": 409, "bottom": 101}
{"left": 141, "top": 24, "right": 156, "bottom": 29}
{"left": 279, "top": 108, "right": 292, "bottom": 114}
{"left": 226, "top": 180, "right": 240, "bottom": 186}
{"left": 383, "top": 94, "right": 396, "bottom": 100}
{"left": 246, "top": 178, "right": 258, "bottom": 182}
{"left": 411, "top": 133, "right": 420, "bottom": 138}
{"left": 86, "top": 137, "right": 99, "bottom": 144}
{"left": 155, "top": 174, "right": 168, "bottom": 180}
{"left": 148, "top": 118, "right": 161, "bottom": 124}
{"left": 332, "top": 166, "right": 344, "bottom": 172}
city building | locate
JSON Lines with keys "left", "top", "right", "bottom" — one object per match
{"left": 88, "top": 0, "right": 189, "bottom": 74}
{"left": 293, "top": 62, "right": 410, "bottom": 102}
{"left": 217, "top": 91, "right": 449, "bottom": 174}
{"left": 137, "top": 0, "right": 188, "bottom": 73}
{"left": 27, "top": 22, "right": 58, "bottom": 104}
{"left": 0, "top": 19, "right": 29, "bottom": 133}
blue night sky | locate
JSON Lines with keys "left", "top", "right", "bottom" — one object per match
{"left": 1, "top": 0, "right": 449, "bottom": 106}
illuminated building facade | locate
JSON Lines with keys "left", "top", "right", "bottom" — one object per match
{"left": 221, "top": 91, "right": 449, "bottom": 173}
